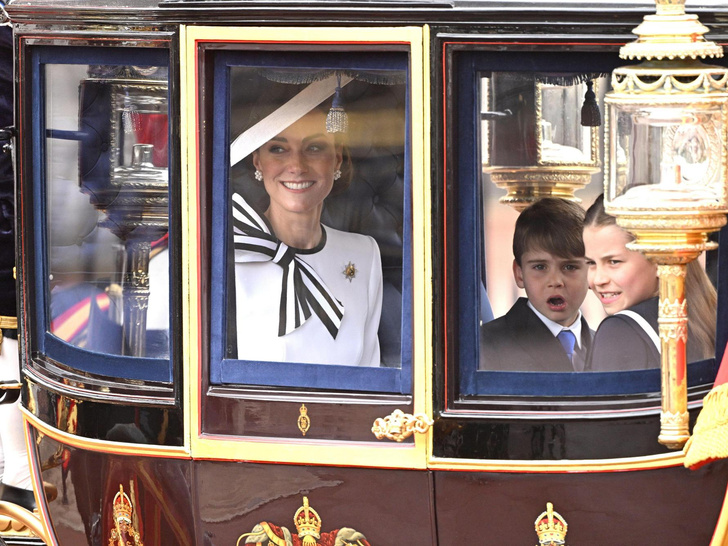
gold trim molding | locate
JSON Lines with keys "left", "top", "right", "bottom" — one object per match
{"left": 22, "top": 408, "right": 190, "bottom": 459}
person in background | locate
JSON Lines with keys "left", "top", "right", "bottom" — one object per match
{"left": 479, "top": 197, "right": 593, "bottom": 372}
{"left": 583, "top": 193, "right": 716, "bottom": 371}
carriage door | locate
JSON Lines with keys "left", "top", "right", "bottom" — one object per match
{"left": 181, "top": 25, "right": 434, "bottom": 543}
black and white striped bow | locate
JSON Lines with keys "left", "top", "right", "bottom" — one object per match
{"left": 232, "top": 192, "right": 344, "bottom": 338}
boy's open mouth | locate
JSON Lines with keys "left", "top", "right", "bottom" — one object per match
{"left": 547, "top": 296, "right": 567, "bottom": 311}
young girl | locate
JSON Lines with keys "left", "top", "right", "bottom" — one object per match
{"left": 583, "top": 194, "right": 716, "bottom": 371}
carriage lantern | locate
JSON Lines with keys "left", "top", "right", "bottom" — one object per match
{"left": 603, "top": 0, "right": 728, "bottom": 448}
{"left": 482, "top": 72, "right": 603, "bottom": 211}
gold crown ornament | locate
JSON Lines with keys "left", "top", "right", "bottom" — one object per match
{"left": 110, "top": 484, "right": 144, "bottom": 546}
{"left": 534, "top": 502, "right": 568, "bottom": 545}
{"left": 112, "top": 485, "right": 133, "bottom": 524}
{"left": 294, "top": 497, "right": 322, "bottom": 546}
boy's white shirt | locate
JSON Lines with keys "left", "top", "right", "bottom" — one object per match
{"left": 527, "top": 300, "right": 584, "bottom": 349}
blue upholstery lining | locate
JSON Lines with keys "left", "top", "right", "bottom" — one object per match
{"left": 467, "top": 359, "right": 717, "bottom": 397}
{"left": 219, "top": 359, "right": 402, "bottom": 392}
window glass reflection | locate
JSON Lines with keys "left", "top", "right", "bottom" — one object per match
{"left": 479, "top": 72, "right": 607, "bottom": 364}
{"left": 225, "top": 63, "right": 407, "bottom": 372}
{"left": 477, "top": 70, "right": 717, "bottom": 380}
{"left": 44, "top": 64, "right": 170, "bottom": 359}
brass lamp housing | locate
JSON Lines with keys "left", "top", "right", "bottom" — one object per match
{"left": 603, "top": 0, "right": 728, "bottom": 449}
{"left": 483, "top": 76, "right": 601, "bottom": 211}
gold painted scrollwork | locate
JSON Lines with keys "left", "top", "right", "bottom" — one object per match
{"left": 660, "top": 323, "right": 688, "bottom": 343}
{"left": 658, "top": 297, "right": 687, "bottom": 317}
{"left": 657, "top": 265, "right": 687, "bottom": 279}
{"left": 0, "top": 502, "right": 48, "bottom": 544}
{"left": 661, "top": 410, "right": 690, "bottom": 428}
{"left": 371, "top": 409, "right": 433, "bottom": 442}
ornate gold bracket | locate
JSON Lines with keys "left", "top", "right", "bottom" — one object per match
{"left": 0, "top": 316, "right": 17, "bottom": 330}
{"left": 371, "top": 409, "right": 433, "bottom": 442}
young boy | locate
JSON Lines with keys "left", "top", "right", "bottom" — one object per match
{"left": 479, "top": 197, "right": 592, "bottom": 372}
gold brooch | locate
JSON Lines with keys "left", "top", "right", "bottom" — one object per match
{"left": 342, "top": 261, "right": 357, "bottom": 282}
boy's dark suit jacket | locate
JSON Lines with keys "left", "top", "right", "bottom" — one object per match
{"left": 479, "top": 297, "right": 593, "bottom": 372}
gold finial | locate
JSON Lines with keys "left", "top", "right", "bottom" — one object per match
{"left": 620, "top": 0, "right": 723, "bottom": 61}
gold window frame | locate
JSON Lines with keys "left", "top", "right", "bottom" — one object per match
{"left": 180, "top": 25, "right": 432, "bottom": 469}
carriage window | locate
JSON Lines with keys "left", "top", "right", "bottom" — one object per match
{"left": 453, "top": 51, "right": 720, "bottom": 400}
{"left": 35, "top": 48, "right": 172, "bottom": 381}
{"left": 209, "top": 51, "right": 412, "bottom": 393}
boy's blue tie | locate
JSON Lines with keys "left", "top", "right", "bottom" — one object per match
{"left": 557, "top": 330, "right": 577, "bottom": 363}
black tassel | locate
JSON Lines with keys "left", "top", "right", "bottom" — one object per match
{"left": 580, "top": 80, "right": 601, "bottom": 127}
{"left": 326, "top": 74, "right": 348, "bottom": 134}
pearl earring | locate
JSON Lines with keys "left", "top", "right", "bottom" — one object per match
{"left": 254, "top": 170, "right": 263, "bottom": 181}
{"left": 333, "top": 169, "right": 342, "bottom": 181}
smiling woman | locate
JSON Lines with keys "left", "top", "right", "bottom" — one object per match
{"left": 252, "top": 109, "right": 343, "bottom": 248}
{"left": 232, "top": 105, "right": 383, "bottom": 367}
{"left": 205, "top": 50, "right": 411, "bottom": 394}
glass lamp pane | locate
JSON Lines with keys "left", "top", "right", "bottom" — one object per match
{"left": 609, "top": 101, "right": 725, "bottom": 207}
{"left": 539, "top": 81, "right": 595, "bottom": 164}
{"left": 44, "top": 63, "right": 170, "bottom": 358}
